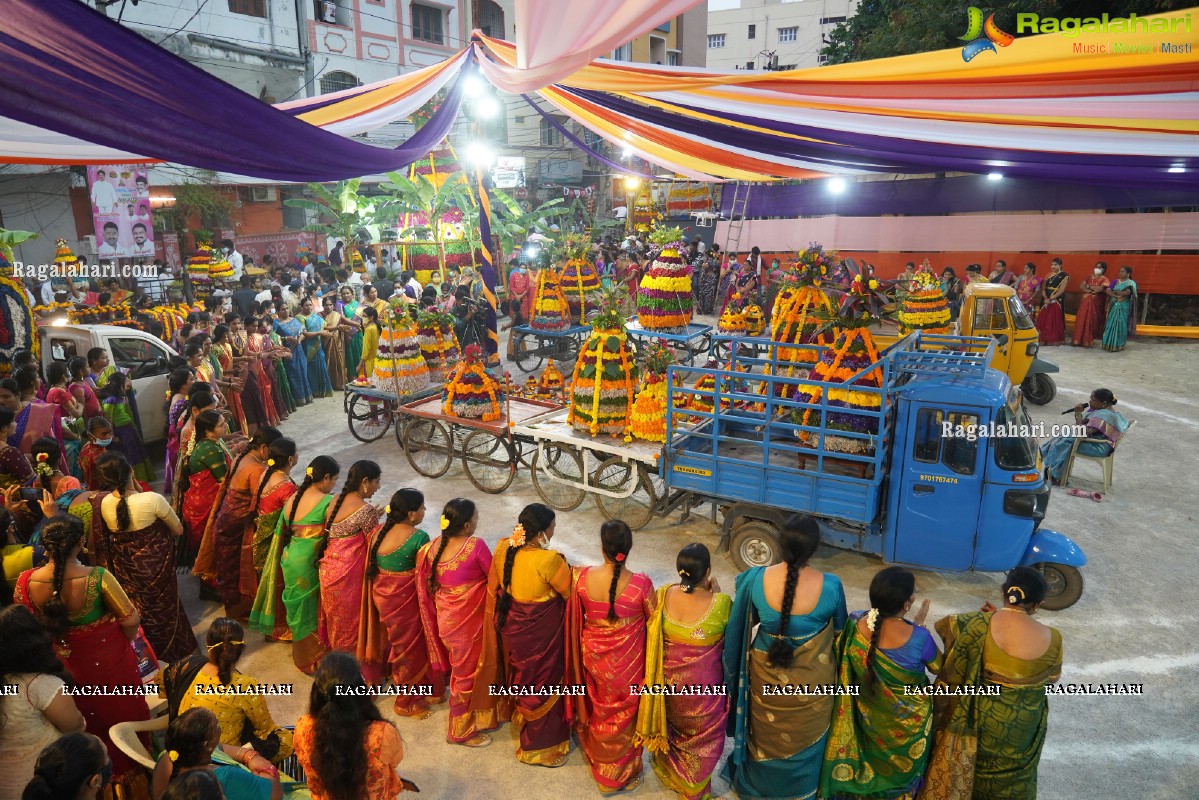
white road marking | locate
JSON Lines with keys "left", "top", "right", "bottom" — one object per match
{"left": 1110, "top": 400, "right": 1198, "bottom": 429}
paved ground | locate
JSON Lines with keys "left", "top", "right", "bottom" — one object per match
{"left": 175, "top": 328, "right": 1199, "bottom": 800}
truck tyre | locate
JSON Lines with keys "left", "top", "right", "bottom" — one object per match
{"left": 1021, "top": 373, "right": 1056, "bottom": 406}
{"left": 729, "top": 520, "right": 782, "bottom": 571}
{"left": 1033, "top": 562, "right": 1083, "bottom": 610}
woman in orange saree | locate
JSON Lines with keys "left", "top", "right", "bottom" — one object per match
{"left": 320, "top": 460, "right": 382, "bottom": 681}
{"left": 359, "top": 488, "right": 444, "bottom": 716}
{"left": 568, "top": 520, "right": 656, "bottom": 793}
{"left": 415, "top": 498, "right": 498, "bottom": 747}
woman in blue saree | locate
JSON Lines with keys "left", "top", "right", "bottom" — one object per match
{"left": 1041, "top": 388, "right": 1130, "bottom": 483}
{"left": 1101, "top": 266, "right": 1137, "bottom": 352}
{"left": 297, "top": 297, "right": 333, "bottom": 398}
{"left": 724, "top": 515, "right": 847, "bottom": 800}
{"left": 273, "top": 304, "right": 312, "bottom": 406}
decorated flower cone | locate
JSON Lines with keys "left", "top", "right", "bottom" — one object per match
{"left": 637, "top": 227, "right": 693, "bottom": 333}
{"left": 530, "top": 261, "right": 571, "bottom": 332}
{"left": 442, "top": 344, "right": 505, "bottom": 421}
{"left": 208, "top": 249, "right": 234, "bottom": 281}
{"left": 187, "top": 242, "right": 214, "bottom": 299}
{"left": 53, "top": 237, "right": 78, "bottom": 266}
{"left": 792, "top": 275, "right": 889, "bottom": 455}
{"left": 559, "top": 234, "right": 600, "bottom": 324}
{"left": 744, "top": 303, "right": 766, "bottom": 336}
{"left": 415, "top": 308, "right": 461, "bottom": 383}
{"left": 408, "top": 243, "right": 441, "bottom": 286}
{"left": 294, "top": 242, "right": 313, "bottom": 266}
{"left": 350, "top": 248, "right": 367, "bottom": 275}
{"left": 718, "top": 292, "right": 749, "bottom": 335}
{"left": 568, "top": 285, "right": 640, "bottom": 436}
{"left": 374, "top": 307, "right": 430, "bottom": 395}
{"left": 0, "top": 265, "right": 37, "bottom": 375}
{"left": 898, "top": 261, "right": 952, "bottom": 336}
{"left": 537, "top": 359, "right": 565, "bottom": 400}
{"left": 628, "top": 343, "right": 675, "bottom": 443}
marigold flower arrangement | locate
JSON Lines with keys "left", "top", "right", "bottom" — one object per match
{"left": 637, "top": 227, "right": 693, "bottom": 333}
{"left": 628, "top": 342, "right": 675, "bottom": 443}
{"left": 537, "top": 359, "right": 565, "bottom": 400}
{"left": 771, "top": 244, "right": 838, "bottom": 371}
{"left": 350, "top": 248, "right": 367, "bottom": 274}
{"left": 208, "top": 249, "right": 234, "bottom": 280}
{"left": 529, "top": 254, "right": 571, "bottom": 332}
{"left": 442, "top": 344, "right": 504, "bottom": 421}
{"left": 187, "top": 242, "right": 214, "bottom": 298}
{"left": 374, "top": 310, "right": 430, "bottom": 395}
{"left": 744, "top": 303, "right": 765, "bottom": 336}
{"left": 52, "top": 238, "right": 78, "bottom": 265}
{"left": 560, "top": 235, "right": 601, "bottom": 324}
{"left": 898, "top": 260, "right": 952, "bottom": 336}
{"left": 792, "top": 268, "right": 890, "bottom": 454}
{"left": 568, "top": 285, "right": 640, "bottom": 436}
{"left": 415, "top": 308, "right": 461, "bottom": 383}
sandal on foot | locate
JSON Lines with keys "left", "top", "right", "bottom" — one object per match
{"left": 619, "top": 776, "right": 643, "bottom": 793}
{"left": 457, "top": 733, "right": 492, "bottom": 748}
{"left": 542, "top": 754, "right": 569, "bottom": 768}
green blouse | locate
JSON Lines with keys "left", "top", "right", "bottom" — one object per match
{"left": 189, "top": 439, "right": 230, "bottom": 479}
{"left": 375, "top": 528, "right": 429, "bottom": 573}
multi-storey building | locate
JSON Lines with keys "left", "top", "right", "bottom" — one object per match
{"left": 706, "top": 0, "right": 858, "bottom": 71}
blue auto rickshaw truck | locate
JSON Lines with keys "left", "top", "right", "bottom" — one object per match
{"left": 661, "top": 332, "right": 1085, "bottom": 610}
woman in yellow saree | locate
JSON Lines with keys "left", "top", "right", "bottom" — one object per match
{"left": 921, "top": 567, "right": 1063, "bottom": 800}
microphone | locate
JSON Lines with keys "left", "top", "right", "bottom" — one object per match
{"left": 1061, "top": 407, "right": 1079, "bottom": 415}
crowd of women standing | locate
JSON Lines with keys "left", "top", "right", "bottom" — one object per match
{"left": 1017, "top": 259, "right": 1139, "bottom": 352}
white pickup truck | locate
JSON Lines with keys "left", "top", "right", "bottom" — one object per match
{"left": 39, "top": 324, "right": 178, "bottom": 444}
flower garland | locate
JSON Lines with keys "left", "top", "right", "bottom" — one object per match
{"left": 568, "top": 328, "right": 639, "bottom": 436}
{"left": 415, "top": 309, "right": 461, "bottom": 383}
{"left": 0, "top": 272, "right": 37, "bottom": 374}
{"left": 442, "top": 344, "right": 504, "bottom": 421}
{"left": 32, "top": 302, "right": 73, "bottom": 315}
{"left": 530, "top": 266, "right": 571, "bottom": 332}
{"left": 628, "top": 374, "right": 668, "bottom": 443}
{"left": 636, "top": 239, "right": 694, "bottom": 333}
{"left": 561, "top": 258, "right": 601, "bottom": 324}
{"left": 68, "top": 305, "right": 133, "bottom": 325}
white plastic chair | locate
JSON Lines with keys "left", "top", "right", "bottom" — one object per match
{"left": 109, "top": 715, "right": 168, "bottom": 770}
{"left": 1062, "top": 419, "right": 1135, "bottom": 492}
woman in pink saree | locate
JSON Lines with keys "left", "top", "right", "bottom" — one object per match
{"left": 319, "top": 460, "right": 383, "bottom": 681}
{"left": 416, "top": 498, "right": 499, "bottom": 747}
{"left": 568, "top": 520, "right": 656, "bottom": 793}
{"left": 359, "top": 488, "right": 445, "bottom": 717}
{"left": 636, "top": 544, "right": 731, "bottom": 800}
{"left": 162, "top": 368, "right": 194, "bottom": 491}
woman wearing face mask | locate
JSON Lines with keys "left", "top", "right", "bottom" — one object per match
{"left": 1071, "top": 261, "right": 1110, "bottom": 348}
{"left": 1036, "top": 259, "right": 1069, "bottom": 345}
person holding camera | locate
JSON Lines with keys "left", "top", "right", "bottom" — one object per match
{"left": 453, "top": 286, "right": 487, "bottom": 350}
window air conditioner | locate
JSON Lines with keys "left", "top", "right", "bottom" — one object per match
{"left": 251, "top": 187, "right": 278, "bottom": 202}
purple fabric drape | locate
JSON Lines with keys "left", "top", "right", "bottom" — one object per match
{"left": 0, "top": 0, "right": 467, "bottom": 181}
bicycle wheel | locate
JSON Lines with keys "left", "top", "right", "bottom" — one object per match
{"left": 347, "top": 394, "right": 393, "bottom": 443}
{"left": 531, "top": 444, "right": 587, "bottom": 511}
{"left": 462, "top": 429, "right": 516, "bottom": 494}
{"left": 403, "top": 418, "right": 453, "bottom": 478}
{"left": 592, "top": 456, "right": 661, "bottom": 531}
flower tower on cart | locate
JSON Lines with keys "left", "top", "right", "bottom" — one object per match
{"left": 898, "top": 260, "right": 952, "bottom": 336}
{"left": 628, "top": 342, "right": 676, "bottom": 444}
{"left": 537, "top": 360, "right": 566, "bottom": 400}
{"left": 637, "top": 227, "right": 693, "bottom": 333}
{"left": 770, "top": 245, "right": 838, "bottom": 381}
{"left": 415, "top": 308, "right": 461, "bottom": 383}
{"left": 373, "top": 303, "right": 430, "bottom": 395}
{"left": 560, "top": 235, "right": 601, "bottom": 324}
{"left": 529, "top": 249, "right": 571, "bottom": 332}
{"left": 187, "top": 239, "right": 215, "bottom": 300}
{"left": 0, "top": 247, "right": 37, "bottom": 375}
{"left": 442, "top": 344, "right": 505, "bottom": 421}
{"left": 792, "top": 271, "right": 890, "bottom": 455}
{"left": 718, "top": 292, "right": 749, "bottom": 335}
{"left": 52, "top": 238, "right": 78, "bottom": 269}
{"left": 568, "top": 285, "right": 640, "bottom": 436}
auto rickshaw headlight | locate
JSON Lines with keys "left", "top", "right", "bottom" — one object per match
{"left": 1026, "top": 342, "right": 1039, "bottom": 357}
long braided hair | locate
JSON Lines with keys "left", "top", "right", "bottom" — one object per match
{"left": 322, "top": 461, "right": 380, "bottom": 559}
{"left": 767, "top": 514, "right": 820, "bottom": 668}
{"left": 38, "top": 515, "right": 87, "bottom": 638}
{"left": 226, "top": 425, "right": 281, "bottom": 494}
{"left": 176, "top": 409, "right": 223, "bottom": 499}
{"left": 427, "top": 498, "right": 475, "bottom": 593}
{"left": 205, "top": 617, "right": 246, "bottom": 686}
{"left": 496, "top": 503, "right": 555, "bottom": 630}
{"left": 366, "top": 488, "right": 423, "bottom": 581}
{"left": 862, "top": 567, "right": 915, "bottom": 693}
{"left": 281, "top": 456, "right": 339, "bottom": 551}
{"left": 600, "top": 520, "right": 633, "bottom": 621}
{"left": 254, "top": 438, "right": 297, "bottom": 508}
{"left": 95, "top": 451, "right": 134, "bottom": 532}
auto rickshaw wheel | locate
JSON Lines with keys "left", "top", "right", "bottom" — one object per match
{"left": 1033, "top": 562, "right": 1083, "bottom": 610}
{"left": 1021, "top": 373, "right": 1057, "bottom": 406}
{"left": 729, "top": 520, "right": 781, "bottom": 571}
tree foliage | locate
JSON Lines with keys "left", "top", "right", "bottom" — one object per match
{"left": 821, "top": 0, "right": 1189, "bottom": 64}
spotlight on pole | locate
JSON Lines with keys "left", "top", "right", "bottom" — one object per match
{"left": 464, "top": 75, "right": 484, "bottom": 97}
{"left": 1168, "top": 165, "right": 1186, "bottom": 174}
{"left": 987, "top": 172, "right": 1004, "bottom": 182}
{"left": 464, "top": 141, "right": 495, "bottom": 167}
{"left": 827, "top": 177, "right": 847, "bottom": 195}
{"left": 624, "top": 176, "right": 641, "bottom": 190}
{"left": 473, "top": 96, "right": 500, "bottom": 118}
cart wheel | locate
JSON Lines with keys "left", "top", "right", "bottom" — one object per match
{"left": 347, "top": 394, "right": 393, "bottom": 443}
{"left": 342, "top": 387, "right": 353, "bottom": 414}
{"left": 531, "top": 444, "right": 587, "bottom": 511}
{"left": 1033, "top": 562, "right": 1084, "bottom": 610}
{"left": 403, "top": 418, "right": 454, "bottom": 478}
{"left": 392, "top": 413, "right": 411, "bottom": 449}
{"left": 711, "top": 338, "right": 730, "bottom": 361}
{"left": 729, "top": 520, "right": 781, "bottom": 570}
{"left": 513, "top": 332, "right": 544, "bottom": 373}
{"left": 556, "top": 335, "right": 581, "bottom": 365}
{"left": 461, "top": 430, "right": 516, "bottom": 494}
{"left": 592, "top": 456, "right": 661, "bottom": 531}
{"left": 693, "top": 334, "right": 713, "bottom": 365}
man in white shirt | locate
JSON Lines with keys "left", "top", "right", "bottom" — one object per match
{"left": 128, "top": 223, "right": 155, "bottom": 258}
{"left": 97, "top": 222, "right": 122, "bottom": 257}
{"left": 90, "top": 169, "right": 118, "bottom": 214}
{"left": 220, "top": 239, "right": 244, "bottom": 282}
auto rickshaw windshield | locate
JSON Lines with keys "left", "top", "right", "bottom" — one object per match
{"left": 994, "top": 403, "right": 1038, "bottom": 470}
{"left": 1008, "top": 296, "right": 1036, "bottom": 330}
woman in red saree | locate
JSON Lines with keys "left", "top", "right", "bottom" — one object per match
{"left": 1072, "top": 261, "right": 1110, "bottom": 347}
{"left": 193, "top": 426, "right": 281, "bottom": 619}
{"left": 15, "top": 514, "right": 152, "bottom": 800}
{"left": 359, "top": 488, "right": 445, "bottom": 716}
{"left": 475, "top": 503, "right": 571, "bottom": 766}
{"left": 90, "top": 451, "right": 198, "bottom": 663}
{"left": 180, "top": 410, "right": 230, "bottom": 566}
{"left": 319, "top": 460, "right": 382, "bottom": 680}
{"left": 245, "top": 317, "right": 288, "bottom": 424}
{"left": 415, "top": 498, "right": 499, "bottom": 747}
{"left": 569, "top": 520, "right": 656, "bottom": 793}
{"left": 636, "top": 544, "right": 731, "bottom": 800}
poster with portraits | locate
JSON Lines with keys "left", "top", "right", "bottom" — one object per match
{"left": 86, "top": 165, "right": 155, "bottom": 260}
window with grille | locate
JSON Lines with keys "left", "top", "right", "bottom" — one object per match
{"left": 747, "top": 24, "right": 756, "bottom": 39}
{"left": 228, "top": 0, "right": 266, "bottom": 17}
{"left": 540, "top": 118, "right": 563, "bottom": 147}
{"left": 820, "top": 15, "right": 847, "bottom": 25}
{"left": 778, "top": 26, "right": 798, "bottom": 43}
{"left": 320, "top": 71, "right": 360, "bottom": 95}
{"left": 411, "top": 3, "right": 444, "bottom": 44}
{"left": 707, "top": 33, "right": 725, "bottom": 48}
{"left": 477, "top": 0, "right": 504, "bottom": 38}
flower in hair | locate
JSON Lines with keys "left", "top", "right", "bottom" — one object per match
{"left": 36, "top": 452, "right": 49, "bottom": 463}
{"left": 865, "top": 608, "right": 879, "bottom": 632}
{"left": 168, "top": 750, "right": 180, "bottom": 762}
{"left": 509, "top": 524, "right": 527, "bottom": 547}
{"left": 306, "top": 466, "right": 313, "bottom": 478}
{"left": 385, "top": 505, "right": 392, "bottom": 514}
{"left": 440, "top": 515, "right": 450, "bottom": 531}
{"left": 614, "top": 553, "right": 626, "bottom": 563}
{"left": 267, "top": 458, "right": 275, "bottom": 467}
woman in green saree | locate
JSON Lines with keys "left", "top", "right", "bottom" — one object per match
{"left": 921, "top": 567, "right": 1062, "bottom": 800}
{"left": 1101, "top": 265, "right": 1138, "bottom": 352}
{"left": 821, "top": 567, "right": 941, "bottom": 800}
{"left": 247, "top": 438, "right": 298, "bottom": 641}
{"left": 277, "top": 454, "right": 339, "bottom": 675}
{"left": 341, "top": 286, "right": 363, "bottom": 378}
